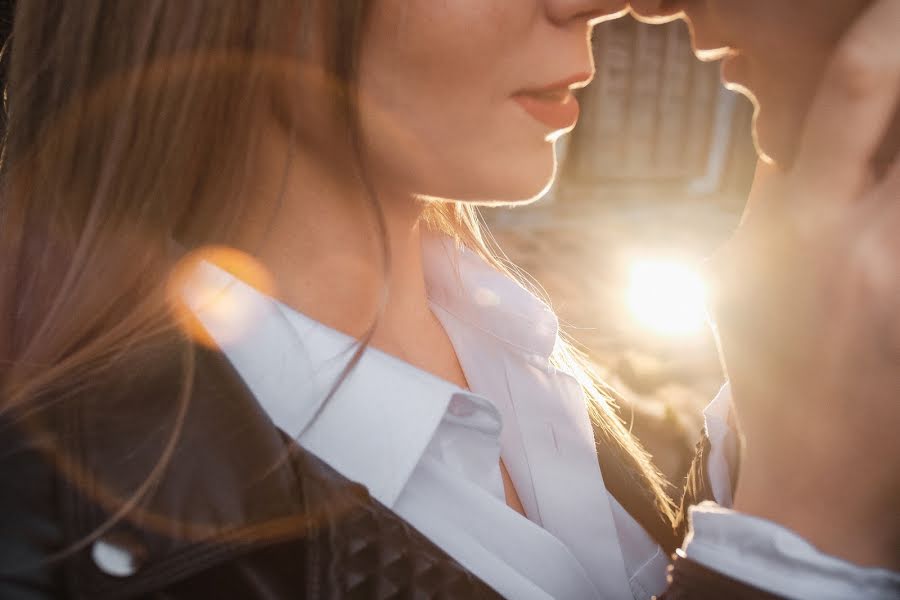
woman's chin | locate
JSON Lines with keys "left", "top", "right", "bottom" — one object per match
{"left": 449, "top": 154, "right": 557, "bottom": 205}
{"left": 483, "top": 174, "right": 556, "bottom": 205}
{"left": 451, "top": 180, "right": 553, "bottom": 205}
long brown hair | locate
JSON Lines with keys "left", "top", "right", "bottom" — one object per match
{"left": 0, "top": 0, "right": 675, "bottom": 536}
{"left": 0, "top": 0, "right": 368, "bottom": 403}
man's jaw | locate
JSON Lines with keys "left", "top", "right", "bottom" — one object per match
{"left": 628, "top": 0, "right": 684, "bottom": 23}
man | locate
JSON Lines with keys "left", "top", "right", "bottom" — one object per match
{"left": 627, "top": 1, "right": 900, "bottom": 597}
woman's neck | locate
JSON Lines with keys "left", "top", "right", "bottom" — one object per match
{"left": 242, "top": 117, "right": 436, "bottom": 355}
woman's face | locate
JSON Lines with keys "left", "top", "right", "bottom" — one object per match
{"left": 354, "top": 0, "right": 629, "bottom": 204}
{"left": 629, "top": 0, "right": 872, "bottom": 165}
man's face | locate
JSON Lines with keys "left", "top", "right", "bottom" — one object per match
{"left": 629, "top": 1, "right": 873, "bottom": 166}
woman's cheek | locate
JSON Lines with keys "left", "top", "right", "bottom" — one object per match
{"left": 357, "top": 1, "right": 544, "bottom": 196}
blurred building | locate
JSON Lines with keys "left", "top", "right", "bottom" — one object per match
{"left": 556, "top": 18, "right": 756, "bottom": 201}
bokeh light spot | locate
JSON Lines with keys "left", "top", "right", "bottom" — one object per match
{"left": 167, "top": 246, "right": 276, "bottom": 348}
{"left": 474, "top": 287, "right": 501, "bottom": 307}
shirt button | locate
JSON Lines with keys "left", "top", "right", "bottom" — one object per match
{"left": 448, "top": 395, "right": 476, "bottom": 418}
{"left": 91, "top": 532, "right": 146, "bottom": 577}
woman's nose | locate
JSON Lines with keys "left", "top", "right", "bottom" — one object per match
{"left": 544, "top": 0, "right": 630, "bottom": 25}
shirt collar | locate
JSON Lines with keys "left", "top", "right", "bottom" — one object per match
{"left": 182, "top": 259, "right": 487, "bottom": 508}
{"left": 422, "top": 233, "right": 560, "bottom": 360}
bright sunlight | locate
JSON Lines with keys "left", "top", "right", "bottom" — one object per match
{"left": 627, "top": 259, "right": 709, "bottom": 336}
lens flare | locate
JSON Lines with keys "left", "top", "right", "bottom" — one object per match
{"left": 167, "top": 245, "right": 276, "bottom": 348}
{"left": 627, "top": 259, "right": 708, "bottom": 336}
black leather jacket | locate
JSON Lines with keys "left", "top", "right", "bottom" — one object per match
{"left": 0, "top": 341, "right": 766, "bottom": 599}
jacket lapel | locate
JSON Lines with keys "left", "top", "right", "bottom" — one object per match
{"left": 65, "top": 341, "right": 319, "bottom": 598}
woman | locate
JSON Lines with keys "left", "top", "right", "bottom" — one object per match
{"left": 0, "top": 1, "right": 896, "bottom": 599}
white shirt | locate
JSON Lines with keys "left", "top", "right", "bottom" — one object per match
{"left": 182, "top": 233, "right": 899, "bottom": 600}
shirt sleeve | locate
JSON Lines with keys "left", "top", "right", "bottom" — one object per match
{"left": 700, "top": 383, "right": 737, "bottom": 508}
{"left": 679, "top": 502, "right": 900, "bottom": 600}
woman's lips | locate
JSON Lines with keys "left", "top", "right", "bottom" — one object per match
{"left": 513, "top": 90, "right": 581, "bottom": 130}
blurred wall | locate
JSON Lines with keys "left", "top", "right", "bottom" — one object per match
{"left": 559, "top": 18, "right": 757, "bottom": 199}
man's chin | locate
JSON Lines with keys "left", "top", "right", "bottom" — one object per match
{"left": 748, "top": 102, "right": 807, "bottom": 170}
{"left": 629, "top": 0, "right": 681, "bottom": 24}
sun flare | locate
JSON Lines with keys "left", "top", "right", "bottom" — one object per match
{"left": 627, "top": 259, "right": 709, "bottom": 336}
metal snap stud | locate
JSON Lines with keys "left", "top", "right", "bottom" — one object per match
{"left": 91, "top": 532, "right": 145, "bottom": 577}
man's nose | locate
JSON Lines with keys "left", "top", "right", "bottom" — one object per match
{"left": 544, "top": 0, "right": 629, "bottom": 26}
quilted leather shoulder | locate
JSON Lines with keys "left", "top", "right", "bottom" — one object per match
{"left": 18, "top": 340, "right": 500, "bottom": 599}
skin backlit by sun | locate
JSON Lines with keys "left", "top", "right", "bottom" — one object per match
{"left": 627, "top": 259, "right": 709, "bottom": 336}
